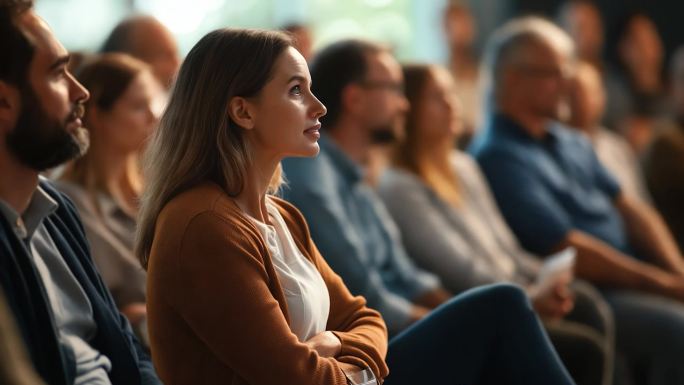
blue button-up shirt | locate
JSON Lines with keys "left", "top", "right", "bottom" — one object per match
{"left": 282, "top": 136, "right": 440, "bottom": 334}
{"left": 470, "top": 113, "right": 630, "bottom": 256}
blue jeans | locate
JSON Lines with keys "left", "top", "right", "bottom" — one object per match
{"left": 385, "top": 284, "right": 575, "bottom": 385}
{"left": 602, "top": 290, "right": 684, "bottom": 385}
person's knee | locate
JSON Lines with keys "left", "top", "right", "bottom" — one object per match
{"left": 465, "top": 283, "right": 530, "bottom": 313}
{"left": 483, "top": 283, "right": 529, "bottom": 307}
{"left": 430, "top": 284, "right": 531, "bottom": 324}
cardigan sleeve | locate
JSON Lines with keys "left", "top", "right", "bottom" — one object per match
{"left": 309, "top": 239, "right": 389, "bottom": 381}
{"left": 172, "top": 211, "right": 352, "bottom": 385}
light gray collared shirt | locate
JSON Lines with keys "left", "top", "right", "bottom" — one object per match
{"left": 0, "top": 184, "right": 112, "bottom": 385}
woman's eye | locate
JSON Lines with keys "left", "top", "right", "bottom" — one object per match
{"left": 53, "top": 66, "right": 67, "bottom": 78}
{"left": 290, "top": 85, "right": 302, "bottom": 95}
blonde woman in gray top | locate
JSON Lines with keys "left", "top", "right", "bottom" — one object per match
{"left": 56, "top": 53, "right": 163, "bottom": 344}
{"left": 378, "top": 64, "right": 615, "bottom": 385}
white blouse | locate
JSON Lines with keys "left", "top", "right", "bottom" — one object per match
{"left": 248, "top": 197, "right": 330, "bottom": 342}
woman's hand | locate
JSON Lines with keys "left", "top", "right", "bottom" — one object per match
{"left": 304, "top": 331, "right": 342, "bottom": 358}
{"left": 529, "top": 279, "right": 575, "bottom": 321}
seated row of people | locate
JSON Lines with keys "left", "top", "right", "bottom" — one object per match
{"left": 0, "top": 2, "right": 577, "bottom": 384}
{"left": 282, "top": 36, "right": 610, "bottom": 385}
{"left": 3, "top": 1, "right": 684, "bottom": 384}
{"left": 137, "top": 26, "right": 575, "bottom": 385}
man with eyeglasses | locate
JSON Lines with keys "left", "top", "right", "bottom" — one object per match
{"left": 282, "top": 39, "right": 452, "bottom": 336}
{"left": 471, "top": 16, "right": 684, "bottom": 384}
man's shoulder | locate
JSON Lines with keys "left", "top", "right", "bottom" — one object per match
{"left": 469, "top": 132, "right": 531, "bottom": 170}
{"left": 282, "top": 151, "right": 345, "bottom": 199}
{"left": 283, "top": 148, "right": 337, "bottom": 176}
{"left": 552, "top": 123, "right": 594, "bottom": 148}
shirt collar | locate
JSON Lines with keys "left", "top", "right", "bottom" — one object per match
{"left": 0, "top": 186, "right": 58, "bottom": 241}
{"left": 319, "top": 135, "right": 364, "bottom": 184}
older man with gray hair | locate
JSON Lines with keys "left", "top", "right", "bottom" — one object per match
{"left": 471, "top": 16, "right": 684, "bottom": 385}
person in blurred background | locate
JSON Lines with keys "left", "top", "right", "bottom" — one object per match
{"left": 557, "top": 0, "right": 605, "bottom": 72}
{"left": 282, "top": 22, "right": 315, "bottom": 62}
{"left": 443, "top": 0, "right": 481, "bottom": 147}
{"left": 605, "top": 11, "right": 667, "bottom": 155}
{"left": 57, "top": 53, "right": 162, "bottom": 346}
{"left": 101, "top": 15, "right": 181, "bottom": 91}
{"left": 644, "top": 46, "right": 684, "bottom": 255}
{"left": 0, "top": 1, "right": 160, "bottom": 383}
{"left": 283, "top": 39, "right": 452, "bottom": 337}
{"left": 567, "top": 60, "right": 651, "bottom": 202}
{"left": 471, "top": 16, "right": 684, "bottom": 385}
{"left": 379, "top": 63, "right": 614, "bottom": 385}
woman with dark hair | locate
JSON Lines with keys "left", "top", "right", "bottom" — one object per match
{"left": 137, "top": 28, "right": 576, "bottom": 385}
{"left": 604, "top": 11, "right": 668, "bottom": 154}
{"left": 57, "top": 53, "right": 162, "bottom": 344}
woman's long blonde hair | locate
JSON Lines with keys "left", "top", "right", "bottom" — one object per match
{"left": 393, "top": 64, "right": 462, "bottom": 207}
{"left": 135, "top": 29, "right": 291, "bottom": 268}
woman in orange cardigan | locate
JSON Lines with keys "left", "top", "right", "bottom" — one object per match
{"left": 135, "top": 28, "right": 575, "bottom": 385}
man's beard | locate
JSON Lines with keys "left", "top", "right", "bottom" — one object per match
{"left": 6, "top": 86, "right": 89, "bottom": 171}
{"left": 369, "top": 116, "right": 404, "bottom": 145}
{"left": 369, "top": 125, "right": 397, "bottom": 144}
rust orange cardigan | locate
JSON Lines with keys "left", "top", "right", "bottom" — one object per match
{"left": 146, "top": 182, "right": 389, "bottom": 385}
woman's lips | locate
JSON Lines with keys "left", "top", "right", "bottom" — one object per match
{"left": 304, "top": 123, "right": 321, "bottom": 139}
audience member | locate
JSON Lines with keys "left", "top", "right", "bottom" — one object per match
{"left": 470, "top": 16, "right": 684, "bottom": 385}
{"left": 605, "top": 11, "right": 667, "bottom": 155}
{"left": 282, "top": 22, "right": 314, "bottom": 62}
{"left": 136, "top": 29, "right": 576, "bottom": 385}
{"left": 644, "top": 46, "right": 684, "bottom": 253}
{"left": 0, "top": 1, "right": 160, "bottom": 384}
{"left": 56, "top": 53, "right": 162, "bottom": 345}
{"left": 567, "top": 61, "right": 651, "bottom": 202}
{"left": 101, "top": 15, "right": 180, "bottom": 90}
{"left": 557, "top": 0, "right": 605, "bottom": 72}
{"left": 443, "top": 0, "right": 481, "bottom": 146}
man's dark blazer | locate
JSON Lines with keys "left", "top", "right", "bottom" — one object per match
{"left": 0, "top": 179, "right": 160, "bottom": 385}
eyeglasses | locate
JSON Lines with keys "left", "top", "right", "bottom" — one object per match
{"left": 356, "top": 80, "right": 405, "bottom": 94}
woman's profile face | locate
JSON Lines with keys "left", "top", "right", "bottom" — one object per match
{"left": 246, "top": 46, "right": 327, "bottom": 160}
{"left": 414, "top": 66, "right": 462, "bottom": 143}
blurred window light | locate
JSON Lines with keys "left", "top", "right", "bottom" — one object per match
{"left": 134, "top": 0, "right": 225, "bottom": 34}
{"left": 36, "top": 0, "right": 128, "bottom": 51}
{"left": 36, "top": 0, "right": 460, "bottom": 63}
{"left": 364, "top": 0, "right": 395, "bottom": 8}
